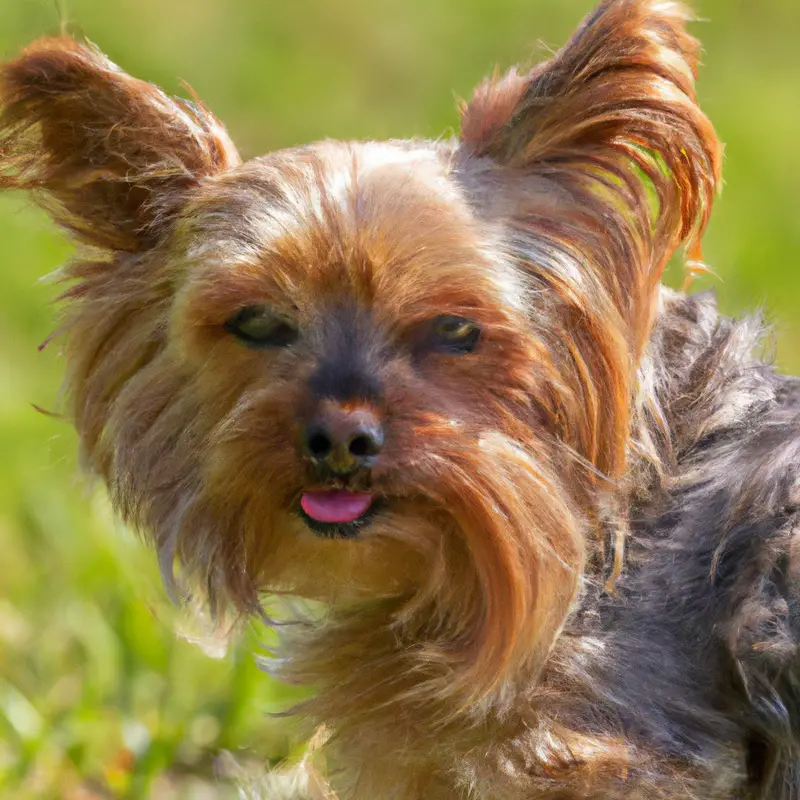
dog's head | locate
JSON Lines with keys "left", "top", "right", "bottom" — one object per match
{"left": 1, "top": 0, "right": 720, "bottom": 698}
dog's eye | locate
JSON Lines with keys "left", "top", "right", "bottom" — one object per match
{"left": 225, "top": 306, "right": 298, "bottom": 347}
{"left": 429, "top": 315, "right": 481, "bottom": 354}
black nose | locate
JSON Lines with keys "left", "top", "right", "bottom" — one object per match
{"left": 302, "top": 403, "right": 384, "bottom": 475}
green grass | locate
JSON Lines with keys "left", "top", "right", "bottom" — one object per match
{"left": 1, "top": 0, "right": 799, "bottom": 796}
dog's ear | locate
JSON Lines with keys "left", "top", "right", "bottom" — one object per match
{"left": 460, "top": 0, "right": 721, "bottom": 350}
{"left": 0, "top": 37, "right": 240, "bottom": 251}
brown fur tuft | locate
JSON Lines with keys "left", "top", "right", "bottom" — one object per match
{"left": 0, "top": 36, "right": 239, "bottom": 250}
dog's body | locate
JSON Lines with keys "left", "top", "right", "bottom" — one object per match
{"left": 2, "top": 1, "right": 799, "bottom": 798}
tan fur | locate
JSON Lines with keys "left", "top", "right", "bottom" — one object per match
{"left": 1, "top": 2, "right": 731, "bottom": 798}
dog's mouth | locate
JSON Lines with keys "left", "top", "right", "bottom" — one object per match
{"left": 298, "top": 490, "right": 380, "bottom": 539}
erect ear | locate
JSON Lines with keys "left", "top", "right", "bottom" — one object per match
{"left": 0, "top": 37, "right": 240, "bottom": 251}
{"left": 460, "top": 0, "right": 722, "bottom": 350}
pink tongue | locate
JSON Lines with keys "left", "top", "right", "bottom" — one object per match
{"left": 301, "top": 491, "right": 373, "bottom": 524}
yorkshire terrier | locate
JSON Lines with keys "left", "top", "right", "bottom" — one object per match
{"left": 3, "top": 1, "right": 799, "bottom": 797}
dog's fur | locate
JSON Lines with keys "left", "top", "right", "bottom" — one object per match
{"left": 3, "top": 1, "right": 800, "bottom": 797}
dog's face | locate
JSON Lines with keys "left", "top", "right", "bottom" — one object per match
{"left": 1, "top": 0, "right": 721, "bottom": 692}
{"left": 170, "top": 143, "right": 539, "bottom": 598}
{"left": 117, "top": 142, "right": 581, "bottom": 688}
{"left": 155, "top": 142, "right": 526, "bottom": 606}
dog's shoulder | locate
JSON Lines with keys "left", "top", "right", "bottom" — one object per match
{"left": 608, "top": 289, "right": 800, "bottom": 793}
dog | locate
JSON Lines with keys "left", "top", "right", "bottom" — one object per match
{"left": 3, "top": 0, "right": 799, "bottom": 797}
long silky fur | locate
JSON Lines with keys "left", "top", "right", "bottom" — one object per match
{"left": 4, "top": 2, "right": 800, "bottom": 799}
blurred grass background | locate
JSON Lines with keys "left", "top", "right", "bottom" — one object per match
{"left": 0, "top": 0, "right": 798, "bottom": 797}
